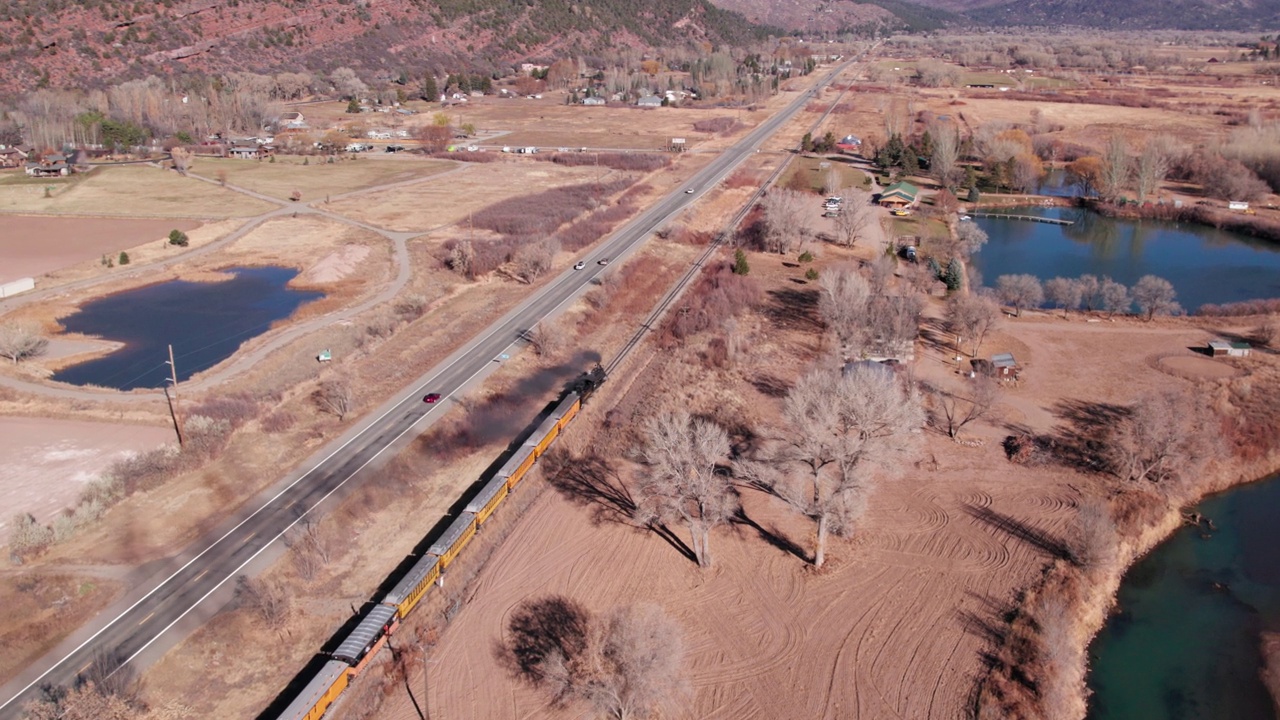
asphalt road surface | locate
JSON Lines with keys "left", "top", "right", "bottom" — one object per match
{"left": 0, "top": 55, "right": 861, "bottom": 718}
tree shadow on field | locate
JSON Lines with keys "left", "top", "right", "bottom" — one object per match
{"left": 494, "top": 595, "right": 590, "bottom": 684}
{"left": 749, "top": 372, "right": 791, "bottom": 399}
{"left": 542, "top": 449, "right": 697, "bottom": 564}
{"left": 731, "top": 508, "right": 809, "bottom": 563}
{"left": 954, "top": 591, "right": 1016, "bottom": 648}
{"left": 963, "top": 504, "right": 1073, "bottom": 562}
{"left": 918, "top": 316, "right": 954, "bottom": 357}
{"left": 764, "top": 287, "right": 822, "bottom": 333}
{"left": 1044, "top": 398, "right": 1128, "bottom": 474}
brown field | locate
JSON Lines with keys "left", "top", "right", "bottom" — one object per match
{"left": 134, "top": 239, "right": 704, "bottom": 720}
{"left": 0, "top": 215, "right": 202, "bottom": 284}
{"left": 0, "top": 165, "right": 274, "bottom": 218}
{"left": 196, "top": 155, "right": 455, "bottom": 201}
{"left": 363, "top": 256, "right": 1246, "bottom": 720}
{"left": 325, "top": 161, "right": 610, "bottom": 232}
{"left": 0, "top": 416, "right": 173, "bottom": 531}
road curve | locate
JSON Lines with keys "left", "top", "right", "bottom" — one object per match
{"left": 0, "top": 55, "right": 863, "bottom": 718}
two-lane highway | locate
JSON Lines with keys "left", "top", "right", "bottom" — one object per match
{"left": 0, "top": 53, "right": 865, "bottom": 718}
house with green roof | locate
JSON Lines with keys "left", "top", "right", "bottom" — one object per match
{"left": 879, "top": 181, "right": 918, "bottom": 209}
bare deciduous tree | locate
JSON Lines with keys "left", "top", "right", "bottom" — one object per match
{"left": 1077, "top": 274, "right": 1101, "bottom": 311}
{"left": 764, "top": 366, "right": 924, "bottom": 567}
{"left": 931, "top": 376, "right": 999, "bottom": 439}
{"left": 1131, "top": 275, "right": 1181, "bottom": 320}
{"left": 505, "top": 597, "right": 687, "bottom": 720}
{"left": 236, "top": 575, "right": 289, "bottom": 629}
{"left": 1043, "top": 277, "right": 1083, "bottom": 318}
{"left": 832, "top": 188, "right": 880, "bottom": 248}
{"left": 955, "top": 221, "right": 988, "bottom": 259}
{"left": 1037, "top": 596, "right": 1087, "bottom": 720}
{"left": 169, "top": 146, "right": 193, "bottom": 175}
{"left": 864, "top": 293, "right": 924, "bottom": 357}
{"left": 447, "top": 239, "right": 475, "bottom": 278}
{"left": 1099, "top": 277, "right": 1131, "bottom": 318}
{"left": 23, "top": 681, "right": 136, "bottom": 720}
{"left": 1254, "top": 317, "right": 1277, "bottom": 348}
{"left": 931, "top": 127, "right": 960, "bottom": 189}
{"left": 313, "top": 378, "right": 353, "bottom": 421}
{"left": 761, "top": 188, "right": 809, "bottom": 254}
{"left": 633, "top": 411, "right": 736, "bottom": 568}
{"left": 1134, "top": 136, "right": 1176, "bottom": 202}
{"left": 331, "top": 67, "right": 368, "bottom": 99}
{"left": 995, "top": 274, "right": 1044, "bottom": 317}
{"left": 822, "top": 169, "right": 842, "bottom": 197}
{"left": 818, "top": 265, "right": 871, "bottom": 357}
{"left": 528, "top": 316, "right": 568, "bottom": 358}
{"left": 0, "top": 322, "right": 49, "bottom": 364}
{"left": 287, "top": 519, "right": 332, "bottom": 582}
{"left": 1109, "top": 391, "right": 1212, "bottom": 488}
{"left": 945, "top": 293, "right": 1001, "bottom": 357}
{"left": 1100, "top": 134, "right": 1131, "bottom": 201}
{"left": 513, "top": 238, "right": 559, "bottom": 283}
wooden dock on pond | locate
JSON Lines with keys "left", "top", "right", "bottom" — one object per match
{"left": 971, "top": 212, "right": 1074, "bottom": 226}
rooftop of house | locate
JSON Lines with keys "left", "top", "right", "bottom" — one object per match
{"left": 992, "top": 352, "right": 1017, "bottom": 367}
{"left": 881, "top": 181, "right": 918, "bottom": 198}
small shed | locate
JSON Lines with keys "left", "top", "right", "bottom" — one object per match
{"left": 991, "top": 352, "right": 1019, "bottom": 379}
{"left": 669, "top": 137, "right": 686, "bottom": 152}
{"left": 1208, "top": 339, "right": 1251, "bottom": 357}
{"left": 1228, "top": 201, "right": 1250, "bottom": 211}
{"left": 636, "top": 95, "right": 663, "bottom": 108}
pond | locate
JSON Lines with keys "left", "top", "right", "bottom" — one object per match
{"left": 1087, "top": 472, "right": 1280, "bottom": 720}
{"left": 971, "top": 206, "right": 1280, "bottom": 312}
{"left": 52, "top": 266, "right": 322, "bottom": 391}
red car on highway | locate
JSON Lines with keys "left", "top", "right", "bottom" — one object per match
{"left": 423, "top": 393, "right": 441, "bottom": 404}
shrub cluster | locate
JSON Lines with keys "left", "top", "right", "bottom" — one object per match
{"left": 471, "top": 178, "right": 630, "bottom": 238}
{"left": 692, "top": 117, "right": 737, "bottom": 133}
{"left": 659, "top": 263, "right": 761, "bottom": 347}
{"left": 545, "top": 152, "right": 670, "bottom": 172}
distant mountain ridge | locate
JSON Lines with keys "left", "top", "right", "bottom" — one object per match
{"left": 0, "top": 0, "right": 766, "bottom": 96}
{"left": 969, "top": 0, "right": 1280, "bottom": 30}
{"left": 708, "top": 0, "right": 1280, "bottom": 32}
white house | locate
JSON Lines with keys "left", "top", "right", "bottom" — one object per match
{"left": 582, "top": 96, "right": 606, "bottom": 106}
{"left": 636, "top": 95, "right": 663, "bottom": 108}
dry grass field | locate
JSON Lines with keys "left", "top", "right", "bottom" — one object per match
{"left": 325, "top": 161, "right": 607, "bottom": 232}
{"left": 0, "top": 216, "right": 203, "bottom": 284}
{"left": 363, "top": 251, "right": 1267, "bottom": 720}
{"left": 196, "top": 155, "right": 455, "bottom": 202}
{"left": 0, "top": 165, "right": 274, "bottom": 218}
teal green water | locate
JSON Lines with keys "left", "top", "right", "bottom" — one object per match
{"left": 1087, "top": 473, "right": 1280, "bottom": 720}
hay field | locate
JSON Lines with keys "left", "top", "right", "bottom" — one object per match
{"left": 197, "top": 156, "right": 454, "bottom": 201}
{"left": 0, "top": 165, "right": 274, "bottom": 217}
{"left": 325, "top": 160, "right": 604, "bottom": 233}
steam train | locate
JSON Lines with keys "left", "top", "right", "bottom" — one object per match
{"left": 277, "top": 366, "right": 605, "bottom": 720}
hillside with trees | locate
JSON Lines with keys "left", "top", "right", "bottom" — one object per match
{"left": 0, "top": 0, "right": 767, "bottom": 97}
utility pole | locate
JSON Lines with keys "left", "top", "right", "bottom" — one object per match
{"left": 165, "top": 344, "right": 184, "bottom": 446}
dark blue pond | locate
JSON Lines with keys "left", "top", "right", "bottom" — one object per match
{"left": 52, "top": 266, "right": 322, "bottom": 390}
{"left": 972, "top": 206, "right": 1280, "bottom": 312}
{"left": 1087, "top": 473, "right": 1280, "bottom": 720}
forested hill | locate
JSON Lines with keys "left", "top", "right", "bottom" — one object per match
{"left": 0, "top": 0, "right": 767, "bottom": 95}
{"left": 969, "top": 0, "right": 1280, "bottom": 29}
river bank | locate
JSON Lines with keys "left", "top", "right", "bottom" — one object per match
{"left": 1078, "top": 455, "right": 1280, "bottom": 719}
{"left": 1080, "top": 199, "right": 1280, "bottom": 245}
{"left": 975, "top": 337, "right": 1280, "bottom": 719}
